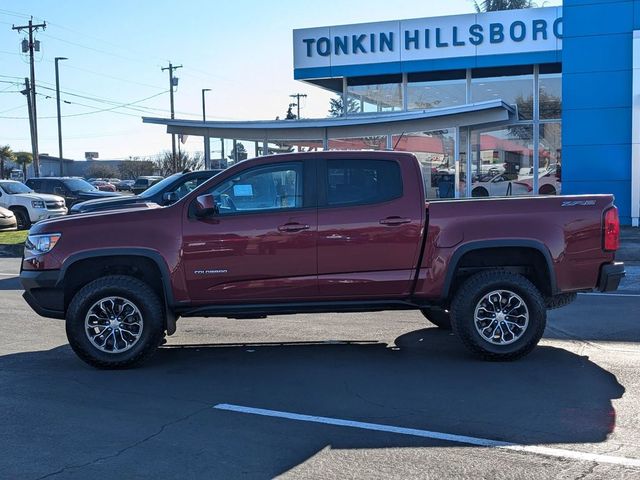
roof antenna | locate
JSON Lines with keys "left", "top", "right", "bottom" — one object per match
{"left": 393, "top": 132, "right": 406, "bottom": 150}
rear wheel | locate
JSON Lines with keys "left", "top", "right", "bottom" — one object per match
{"left": 420, "top": 307, "right": 451, "bottom": 329}
{"left": 11, "top": 207, "right": 30, "bottom": 230}
{"left": 66, "top": 275, "right": 165, "bottom": 369}
{"left": 450, "top": 271, "right": 546, "bottom": 361}
{"left": 472, "top": 187, "right": 489, "bottom": 197}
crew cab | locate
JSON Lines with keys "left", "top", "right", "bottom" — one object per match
{"left": 19, "top": 151, "right": 625, "bottom": 368}
{"left": 0, "top": 180, "right": 67, "bottom": 230}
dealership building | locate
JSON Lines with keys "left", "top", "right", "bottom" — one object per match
{"left": 145, "top": 0, "right": 640, "bottom": 226}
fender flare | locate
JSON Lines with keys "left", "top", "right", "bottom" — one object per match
{"left": 441, "top": 239, "right": 557, "bottom": 299}
{"left": 60, "top": 248, "right": 178, "bottom": 333}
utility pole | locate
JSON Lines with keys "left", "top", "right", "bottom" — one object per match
{"left": 202, "top": 88, "right": 211, "bottom": 169}
{"left": 289, "top": 93, "right": 307, "bottom": 120}
{"left": 13, "top": 17, "right": 46, "bottom": 178}
{"left": 55, "top": 57, "right": 68, "bottom": 176}
{"left": 161, "top": 62, "right": 182, "bottom": 172}
{"left": 21, "top": 78, "right": 37, "bottom": 178}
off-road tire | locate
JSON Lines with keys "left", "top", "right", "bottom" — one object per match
{"left": 10, "top": 207, "right": 31, "bottom": 230}
{"left": 420, "top": 307, "right": 452, "bottom": 329}
{"left": 450, "top": 271, "right": 546, "bottom": 361}
{"left": 66, "top": 275, "right": 165, "bottom": 369}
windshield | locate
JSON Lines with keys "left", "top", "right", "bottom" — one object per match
{"left": 64, "top": 178, "right": 97, "bottom": 192}
{"left": 0, "top": 181, "right": 33, "bottom": 194}
{"left": 138, "top": 174, "right": 178, "bottom": 198}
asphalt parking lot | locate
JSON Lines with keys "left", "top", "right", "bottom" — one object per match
{"left": 1, "top": 257, "right": 639, "bottom": 479}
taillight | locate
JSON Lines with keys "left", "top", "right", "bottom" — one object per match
{"left": 603, "top": 207, "right": 620, "bottom": 251}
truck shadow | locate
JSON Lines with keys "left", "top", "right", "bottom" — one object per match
{"left": 0, "top": 328, "right": 626, "bottom": 478}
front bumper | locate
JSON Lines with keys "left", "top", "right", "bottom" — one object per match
{"left": 20, "top": 269, "right": 65, "bottom": 319}
{"left": 598, "top": 262, "right": 625, "bottom": 292}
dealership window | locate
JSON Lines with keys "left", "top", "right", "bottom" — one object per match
{"left": 346, "top": 74, "right": 403, "bottom": 114}
{"left": 471, "top": 66, "right": 534, "bottom": 120}
{"left": 392, "top": 129, "right": 456, "bottom": 199}
{"left": 328, "top": 136, "right": 386, "bottom": 150}
{"left": 470, "top": 126, "right": 534, "bottom": 197}
{"left": 407, "top": 70, "right": 466, "bottom": 111}
{"left": 539, "top": 122, "right": 562, "bottom": 195}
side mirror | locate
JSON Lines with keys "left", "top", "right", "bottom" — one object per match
{"left": 194, "top": 193, "right": 219, "bottom": 217}
{"left": 54, "top": 187, "right": 65, "bottom": 196}
{"left": 162, "top": 191, "right": 179, "bottom": 204}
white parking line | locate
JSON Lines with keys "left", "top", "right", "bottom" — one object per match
{"left": 0, "top": 273, "right": 17, "bottom": 276}
{"left": 213, "top": 403, "right": 640, "bottom": 468}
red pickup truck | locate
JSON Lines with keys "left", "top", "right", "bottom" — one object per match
{"left": 20, "top": 151, "right": 625, "bottom": 368}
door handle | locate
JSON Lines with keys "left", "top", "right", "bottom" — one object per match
{"left": 379, "top": 217, "right": 411, "bottom": 226}
{"left": 278, "top": 223, "right": 310, "bottom": 232}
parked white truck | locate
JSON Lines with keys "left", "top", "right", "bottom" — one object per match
{"left": 0, "top": 180, "right": 67, "bottom": 230}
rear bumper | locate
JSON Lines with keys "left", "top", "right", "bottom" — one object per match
{"left": 20, "top": 269, "right": 65, "bottom": 319}
{"left": 0, "top": 217, "right": 17, "bottom": 231}
{"left": 597, "top": 262, "right": 625, "bottom": 292}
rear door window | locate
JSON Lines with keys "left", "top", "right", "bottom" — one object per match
{"left": 324, "top": 159, "right": 402, "bottom": 207}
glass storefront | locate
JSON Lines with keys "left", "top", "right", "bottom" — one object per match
{"left": 470, "top": 126, "right": 534, "bottom": 197}
{"left": 346, "top": 75, "right": 403, "bottom": 113}
{"left": 392, "top": 129, "right": 456, "bottom": 200}
{"left": 407, "top": 70, "right": 466, "bottom": 111}
{"left": 539, "top": 123, "right": 562, "bottom": 195}
{"left": 471, "top": 66, "right": 534, "bottom": 120}
{"left": 340, "top": 63, "right": 561, "bottom": 199}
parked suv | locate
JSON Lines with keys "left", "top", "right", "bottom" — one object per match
{"left": 70, "top": 170, "right": 223, "bottom": 214}
{"left": 132, "top": 176, "right": 163, "bottom": 195}
{"left": 0, "top": 180, "right": 67, "bottom": 229}
{"left": 25, "top": 177, "right": 121, "bottom": 208}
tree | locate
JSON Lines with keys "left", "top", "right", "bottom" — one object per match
{"left": 285, "top": 105, "right": 297, "bottom": 120}
{"left": 0, "top": 145, "right": 15, "bottom": 180}
{"left": 228, "top": 143, "right": 248, "bottom": 163}
{"left": 86, "top": 164, "right": 119, "bottom": 180}
{"left": 118, "top": 159, "right": 156, "bottom": 179}
{"left": 473, "top": 0, "right": 534, "bottom": 12}
{"left": 154, "top": 151, "right": 204, "bottom": 177}
{"left": 328, "top": 96, "right": 361, "bottom": 117}
{"left": 14, "top": 151, "right": 33, "bottom": 179}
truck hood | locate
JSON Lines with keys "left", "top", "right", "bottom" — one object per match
{"left": 13, "top": 193, "right": 65, "bottom": 203}
{"left": 71, "top": 195, "right": 141, "bottom": 212}
{"left": 76, "top": 190, "right": 122, "bottom": 199}
{"left": 30, "top": 203, "right": 162, "bottom": 233}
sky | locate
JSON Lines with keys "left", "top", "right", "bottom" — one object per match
{"left": 0, "top": 0, "right": 562, "bottom": 160}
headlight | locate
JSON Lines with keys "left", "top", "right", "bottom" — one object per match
{"left": 31, "top": 200, "right": 45, "bottom": 209}
{"left": 25, "top": 233, "right": 61, "bottom": 254}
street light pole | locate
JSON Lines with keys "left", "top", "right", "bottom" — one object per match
{"left": 55, "top": 57, "right": 67, "bottom": 176}
{"left": 202, "top": 88, "right": 211, "bottom": 169}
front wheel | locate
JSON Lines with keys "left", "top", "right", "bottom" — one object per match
{"left": 66, "top": 275, "right": 165, "bottom": 369}
{"left": 450, "top": 271, "right": 546, "bottom": 361}
{"left": 11, "top": 207, "right": 31, "bottom": 230}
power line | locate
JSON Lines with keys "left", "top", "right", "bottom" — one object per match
{"left": 0, "top": 90, "right": 169, "bottom": 119}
